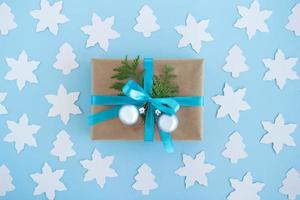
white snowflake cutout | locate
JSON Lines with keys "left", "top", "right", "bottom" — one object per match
{"left": 261, "top": 114, "right": 297, "bottom": 154}
{"left": 222, "top": 131, "right": 248, "bottom": 164}
{"left": 80, "top": 149, "right": 118, "bottom": 189}
{"left": 223, "top": 45, "right": 249, "bottom": 78}
{"left": 279, "top": 168, "right": 300, "bottom": 200}
{"left": 0, "top": 3, "right": 17, "bottom": 35}
{"left": 134, "top": 5, "right": 160, "bottom": 37}
{"left": 234, "top": 0, "right": 272, "bottom": 39}
{"left": 45, "top": 84, "right": 81, "bottom": 125}
{"left": 0, "top": 92, "right": 8, "bottom": 114}
{"left": 227, "top": 172, "right": 265, "bottom": 200}
{"left": 31, "top": 162, "right": 66, "bottom": 200}
{"left": 81, "top": 13, "right": 120, "bottom": 52}
{"left": 286, "top": 4, "right": 300, "bottom": 36}
{"left": 50, "top": 130, "right": 76, "bottom": 162}
{"left": 263, "top": 49, "right": 298, "bottom": 90}
{"left": 3, "top": 114, "right": 40, "bottom": 153}
{"left": 212, "top": 83, "right": 251, "bottom": 123}
{"left": 175, "top": 13, "right": 213, "bottom": 53}
{"left": 5, "top": 51, "right": 40, "bottom": 91}
{"left": 30, "top": 0, "right": 69, "bottom": 35}
{"left": 0, "top": 165, "right": 15, "bottom": 197}
{"left": 175, "top": 151, "right": 215, "bottom": 188}
{"left": 53, "top": 43, "right": 79, "bottom": 75}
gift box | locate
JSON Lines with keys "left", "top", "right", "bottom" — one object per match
{"left": 91, "top": 58, "right": 204, "bottom": 141}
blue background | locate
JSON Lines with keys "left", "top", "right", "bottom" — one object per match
{"left": 0, "top": 0, "right": 300, "bottom": 199}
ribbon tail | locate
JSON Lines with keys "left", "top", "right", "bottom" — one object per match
{"left": 144, "top": 105, "right": 155, "bottom": 141}
{"left": 88, "top": 106, "right": 120, "bottom": 126}
{"left": 158, "top": 129, "right": 174, "bottom": 153}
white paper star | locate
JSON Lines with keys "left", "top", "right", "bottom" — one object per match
{"left": 234, "top": 0, "right": 272, "bottom": 39}
{"left": 30, "top": 0, "right": 69, "bottom": 35}
{"left": 286, "top": 4, "right": 300, "bottom": 36}
{"left": 0, "top": 165, "right": 15, "bottom": 197}
{"left": 0, "top": 92, "right": 8, "bottom": 115}
{"left": 279, "top": 168, "right": 300, "bottom": 200}
{"left": 212, "top": 83, "right": 251, "bottom": 123}
{"left": 3, "top": 114, "right": 40, "bottom": 153}
{"left": 228, "top": 172, "right": 265, "bottom": 200}
{"left": 80, "top": 149, "right": 118, "bottom": 188}
{"left": 175, "top": 13, "right": 213, "bottom": 53}
{"left": 0, "top": 3, "right": 17, "bottom": 35}
{"left": 31, "top": 163, "right": 66, "bottom": 200}
{"left": 260, "top": 114, "right": 297, "bottom": 154}
{"left": 5, "top": 51, "right": 40, "bottom": 91}
{"left": 81, "top": 13, "right": 120, "bottom": 52}
{"left": 263, "top": 49, "right": 298, "bottom": 90}
{"left": 175, "top": 151, "right": 215, "bottom": 188}
{"left": 45, "top": 84, "right": 81, "bottom": 125}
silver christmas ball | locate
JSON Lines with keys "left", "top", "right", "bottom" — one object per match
{"left": 118, "top": 105, "right": 139, "bottom": 125}
{"left": 158, "top": 114, "right": 178, "bottom": 132}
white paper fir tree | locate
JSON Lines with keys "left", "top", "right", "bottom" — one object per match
{"left": 222, "top": 132, "right": 248, "bottom": 164}
{"left": 50, "top": 130, "right": 76, "bottom": 162}
{"left": 132, "top": 163, "right": 158, "bottom": 195}
{"left": 134, "top": 5, "right": 160, "bottom": 37}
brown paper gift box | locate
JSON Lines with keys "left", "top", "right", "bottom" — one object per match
{"left": 91, "top": 59, "right": 204, "bottom": 140}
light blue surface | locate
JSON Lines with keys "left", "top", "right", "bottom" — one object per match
{"left": 1, "top": 0, "right": 300, "bottom": 199}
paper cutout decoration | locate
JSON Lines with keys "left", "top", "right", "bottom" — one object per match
{"left": 222, "top": 131, "right": 248, "bottom": 164}
{"left": 0, "top": 165, "right": 15, "bottom": 197}
{"left": 132, "top": 163, "right": 158, "bottom": 195}
{"left": 223, "top": 45, "right": 249, "bottom": 78}
{"left": 81, "top": 13, "right": 120, "bottom": 52}
{"left": 5, "top": 51, "right": 40, "bottom": 91}
{"left": 50, "top": 130, "right": 76, "bottom": 162}
{"left": 80, "top": 149, "right": 118, "bottom": 189}
{"left": 53, "top": 43, "right": 79, "bottom": 75}
{"left": 212, "top": 83, "right": 251, "bottom": 123}
{"left": 227, "top": 172, "right": 265, "bottom": 200}
{"left": 0, "top": 3, "right": 17, "bottom": 35}
{"left": 45, "top": 84, "right": 81, "bottom": 125}
{"left": 260, "top": 114, "right": 297, "bottom": 154}
{"left": 234, "top": 0, "right": 272, "bottom": 39}
{"left": 175, "top": 151, "right": 215, "bottom": 188}
{"left": 175, "top": 13, "right": 213, "bottom": 53}
{"left": 263, "top": 49, "right": 299, "bottom": 90}
{"left": 0, "top": 92, "right": 8, "bottom": 115}
{"left": 279, "top": 168, "right": 300, "bottom": 200}
{"left": 134, "top": 5, "right": 160, "bottom": 37}
{"left": 30, "top": 0, "right": 69, "bottom": 35}
{"left": 3, "top": 114, "right": 40, "bottom": 153}
{"left": 31, "top": 162, "right": 66, "bottom": 200}
{"left": 286, "top": 4, "right": 300, "bottom": 36}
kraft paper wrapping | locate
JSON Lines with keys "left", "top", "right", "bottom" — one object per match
{"left": 91, "top": 59, "right": 204, "bottom": 140}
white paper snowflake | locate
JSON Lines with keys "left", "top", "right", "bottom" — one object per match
{"left": 81, "top": 13, "right": 120, "bottom": 52}
{"left": 3, "top": 114, "right": 40, "bottom": 153}
{"left": 263, "top": 49, "right": 298, "bottom": 90}
{"left": 175, "top": 151, "right": 215, "bottom": 188}
{"left": 223, "top": 45, "right": 249, "bottom": 78}
{"left": 279, "top": 168, "right": 300, "bottom": 200}
{"left": 0, "top": 3, "right": 17, "bottom": 35}
{"left": 0, "top": 165, "right": 15, "bottom": 197}
{"left": 31, "top": 162, "right": 66, "bottom": 200}
{"left": 5, "top": 51, "right": 40, "bottom": 91}
{"left": 286, "top": 4, "right": 300, "bottom": 36}
{"left": 227, "top": 172, "right": 265, "bottom": 200}
{"left": 175, "top": 13, "right": 213, "bottom": 53}
{"left": 0, "top": 92, "right": 8, "bottom": 115}
{"left": 30, "top": 0, "right": 68, "bottom": 35}
{"left": 234, "top": 0, "right": 272, "bottom": 39}
{"left": 212, "top": 83, "right": 251, "bottom": 123}
{"left": 260, "top": 114, "right": 297, "bottom": 154}
{"left": 45, "top": 84, "right": 81, "bottom": 125}
{"left": 80, "top": 149, "right": 118, "bottom": 188}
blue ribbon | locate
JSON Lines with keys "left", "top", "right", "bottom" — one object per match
{"left": 89, "top": 58, "right": 204, "bottom": 152}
